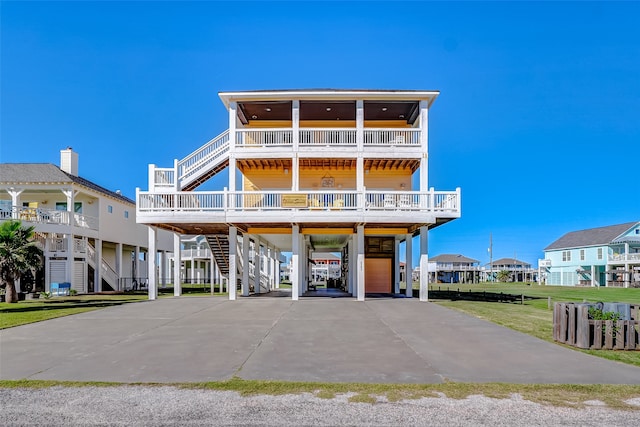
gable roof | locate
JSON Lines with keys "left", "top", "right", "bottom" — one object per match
{"left": 0, "top": 163, "right": 134, "bottom": 205}
{"left": 430, "top": 254, "right": 479, "bottom": 264}
{"left": 544, "top": 222, "right": 638, "bottom": 251}
{"left": 490, "top": 258, "right": 531, "bottom": 267}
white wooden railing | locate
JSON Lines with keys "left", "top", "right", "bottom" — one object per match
{"left": 299, "top": 128, "right": 357, "bottom": 146}
{"left": 150, "top": 127, "right": 425, "bottom": 189}
{"left": 364, "top": 129, "right": 421, "bottom": 146}
{"left": 138, "top": 189, "right": 460, "bottom": 214}
{"left": 0, "top": 207, "right": 98, "bottom": 230}
{"left": 178, "top": 130, "right": 230, "bottom": 186}
{"left": 181, "top": 248, "right": 212, "bottom": 259}
{"left": 236, "top": 129, "right": 292, "bottom": 146}
{"left": 609, "top": 253, "right": 640, "bottom": 262}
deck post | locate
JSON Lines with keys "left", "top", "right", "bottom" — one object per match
{"left": 254, "top": 237, "right": 261, "bottom": 294}
{"left": 242, "top": 233, "right": 250, "bottom": 296}
{"left": 419, "top": 226, "right": 429, "bottom": 301}
{"left": 357, "top": 225, "right": 365, "bottom": 301}
{"left": 148, "top": 226, "right": 157, "bottom": 300}
{"left": 394, "top": 238, "right": 401, "bottom": 294}
{"left": 228, "top": 226, "right": 237, "bottom": 300}
{"left": 291, "top": 225, "right": 300, "bottom": 301}
{"left": 405, "top": 234, "right": 413, "bottom": 297}
{"left": 173, "top": 233, "right": 181, "bottom": 296}
{"left": 94, "top": 238, "right": 102, "bottom": 292}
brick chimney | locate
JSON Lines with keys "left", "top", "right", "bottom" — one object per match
{"left": 60, "top": 147, "right": 78, "bottom": 176}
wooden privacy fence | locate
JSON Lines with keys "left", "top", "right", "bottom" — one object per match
{"left": 553, "top": 302, "right": 640, "bottom": 350}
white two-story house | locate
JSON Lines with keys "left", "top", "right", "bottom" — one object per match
{"left": 137, "top": 89, "right": 461, "bottom": 301}
{"left": 0, "top": 148, "right": 173, "bottom": 293}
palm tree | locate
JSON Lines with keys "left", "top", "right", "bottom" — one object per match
{"left": 496, "top": 270, "right": 511, "bottom": 283}
{"left": 0, "top": 220, "right": 43, "bottom": 303}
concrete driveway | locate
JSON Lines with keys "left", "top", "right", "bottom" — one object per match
{"left": 1, "top": 297, "right": 639, "bottom": 384}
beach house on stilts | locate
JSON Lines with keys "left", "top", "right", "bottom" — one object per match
{"left": 136, "top": 89, "right": 461, "bottom": 301}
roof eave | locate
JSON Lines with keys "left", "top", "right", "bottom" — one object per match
{"left": 218, "top": 89, "right": 440, "bottom": 109}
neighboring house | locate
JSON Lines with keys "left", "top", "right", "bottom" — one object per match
{"left": 483, "top": 258, "right": 535, "bottom": 282}
{"left": 137, "top": 89, "right": 461, "bottom": 301}
{"left": 542, "top": 221, "right": 640, "bottom": 287}
{"left": 0, "top": 148, "right": 173, "bottom": 293}
{"left": 430, "top": 254, "right": 480, "bottom": 283}
{"left": 311, "top": 252, "right": 341, "bottom": 282}
{"left": 168, "top": 234, "right": 284, "bottom": 290}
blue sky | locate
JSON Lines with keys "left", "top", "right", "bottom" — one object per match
{"left": 2, "top": 1, "right": 639, "bottom": 267}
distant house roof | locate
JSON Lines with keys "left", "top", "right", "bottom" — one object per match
{"left": 544, "top": 222, "right": 638, "bottom": 251}
{"left": 430, "top": 254, "right": 479, "bottom": 264}
{"left": 311, "top": 252, "right": 341, "bottom": 261}
{"left": 489, "top": 258, "right": 531, "bottom": 268}
{"left": 0, "top": 163, "right": 134, "bottom": 205}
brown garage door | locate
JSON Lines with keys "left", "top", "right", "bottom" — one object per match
{"left": 365, "top": 258, "right": 391, "bottom": 293}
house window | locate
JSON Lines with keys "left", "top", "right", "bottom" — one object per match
{"left": 124, "top": 210, "right": 129, "bottom": 219}
{"left": 597, "top": 248, "right": 603, "bottom": 260}
{"left": 107, "top": 205, "right": 113, "bottom": 214}
{"left": 56, "top": 202, "right": 82, "bottom": 213}
{"left": 580, "top": 250, "right": 585, "bottom": 261}
{"left": 562, "top": 251, "right": 571, "bottom": 262}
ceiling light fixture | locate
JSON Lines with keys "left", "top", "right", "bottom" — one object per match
{"left": 252, "top": 115, "right": 258, "bottom": 119}
{"left": 399, "top": 114, "right": 405, "bottom": 119}
{"left": 382, "top": 107, "right": 388, "bottom": 111}
{"left": 265, "top": 108, "right": 271, "bottom": 112}
{"left": 326, "top": 107, "right": 332, "bottom": 111}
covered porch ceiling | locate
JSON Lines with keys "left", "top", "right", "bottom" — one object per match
{"left": 237, "top": 158, "right": 419, "bottom": 173}
{"left": 235, "top": 100, "right": 421, "bottom": 125}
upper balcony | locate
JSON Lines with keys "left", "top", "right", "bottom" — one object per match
{"left": 0, "top": 206, "right": 99, "bottom": 232}
{"left": 137, "top": 188, "right": 460, "bottom": 233}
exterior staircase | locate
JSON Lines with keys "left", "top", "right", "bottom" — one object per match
{"left": 178, "top": 130, "right": 230, "bottom": 191}
{"left": 86, "top": 242, "right": 119, "bottom": 291}
{"left": 206, "top": 234, "right": 231, "bottom": 282}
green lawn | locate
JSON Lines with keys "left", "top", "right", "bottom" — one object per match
{"left": 429, "top": 283, "right": 640, "bottom": 367}
{"left": 0, "top": 295, "right": 147, "bottom": 329}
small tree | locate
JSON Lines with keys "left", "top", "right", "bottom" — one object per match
{"left": 0, "top": 220, "right": 43, "bottom": 303}
{"left": 496, "top": 270, "right": 511, "bottom": 283}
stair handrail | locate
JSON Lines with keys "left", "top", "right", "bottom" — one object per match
{"left": 86, "top": 242, "right": 119, "bottom": 286}
{"left": 177, "top": 130, "right": 230, "bottom": 184}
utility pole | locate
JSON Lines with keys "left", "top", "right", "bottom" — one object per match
{"left": 488, "top": 233, "right": 493, "bottom": 282}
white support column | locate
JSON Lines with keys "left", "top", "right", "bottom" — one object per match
{"left": 228, "top": 101, "right": 237, "bottom": 151}
{"left": 419, "top": 100, "right": 429, "bottom": 191}
{"left": 160, "top": 251, "right": 167, "bottom": 288}
{"left": 357, "top": 225, "right": 365, "bottom": 301}
{"left": 591, "top": 264, "right": 596, "bottom": 287}
{"left": 190, "top": 256, "right": 196, "bottom": 285}
{"left": 214, "top": 252, "right": 222, "bottom": 295}
{"left": 275, "top": 249, "right": 281, "bottom": 288}
{"left": 173, "top": 233, "right": 182, "bottom": 296}
{"left": 292, "top": 100, "right": 300, "bottom": 152}
{"left": 115, "top": 243, "right": 122, "bottom": 291}
{"left": 356, "top": 100, "right": 364, "bottom": 152}
{"left": 394, "top": 238, "right": 401, "bottom": 294}
{"left": 348, "top": 237, "right": 355, "bottom": 295}
{"left": 405, "top": 234, "right": 413, "bottom": 297}
{"left": 8, "top": 189, "right": 23, "bottom": 218}
{"left": 254, "top": 238, "right": 261, "bottom": 294}
{"left": 242, "top": 233, "right": 250, "bottom": 296}
{"left": 148, "top": 164, "right": 156, "bottom": 192}
{"left": 419, "top": 226, "right": 429, "bottom": 301}
{"left": 291, "top": 225, "right": 300, "bottom": 301}
{"left": 148, "top": 227, "right": 157, "bottom": 300}
{"left": 134, "top": 246, "right": 140, "bottom": 283}
{"left": 228, "top": 226, "right": 237, "bottom": 300}
{"left": 292, "top": 155, "right": 299, "bottom": 191}
{"left": 63, "top": 189, "right": 75, "bottom": 286}
{"left": 94, "top": 239, "right": 102, "bottom": 292}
